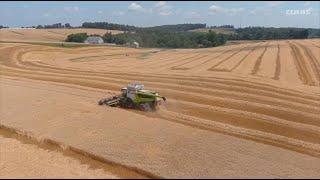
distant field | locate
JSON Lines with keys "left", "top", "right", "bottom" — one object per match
{"left": 189, "top": 28, "right": 236, "bottom": 34}
{"left": 0, "top": 28, "right": 123, "bottom": 42}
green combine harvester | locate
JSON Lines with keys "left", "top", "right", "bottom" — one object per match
{"left": 98, "top": 83, "right": 166, "bottom": 111}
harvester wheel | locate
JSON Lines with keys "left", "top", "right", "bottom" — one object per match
{"left": 125, "top": 98, "right": 135, "bottom": 109}
{"left": 151, "top": 101, "right": 157, "bottom": 111}
{"left": 119, "top": 98, "right": 135, "bottom": 109}
{"left": 139, "top": 102, "right": 156, "bottom": 111}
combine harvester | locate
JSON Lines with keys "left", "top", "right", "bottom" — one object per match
{"left": 98, "top": 83, "right": 166, "bottom": 111}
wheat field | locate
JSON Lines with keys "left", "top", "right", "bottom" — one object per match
{"left": 0, "top": 28, "right": 122, "bottom": 42}
{"left": 0, "top": 38, "right": 320, "bottom": 178}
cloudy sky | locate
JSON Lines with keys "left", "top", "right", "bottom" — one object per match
{"left": 1, "top": 1, "right": 319, "bottom": 28}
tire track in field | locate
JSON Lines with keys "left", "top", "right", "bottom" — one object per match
{"left": 9, "top": 30, "right": 24, "bottom": 36}
{"left": 42, "top": 36, "right": 64, "bottom": 41}
{"left": 171, "top": 54, "right": 209, "bottom": 70}
{"left": 251, "top": 42, "right": 269, "bottom": 75}
{"left": 295, "top": 42, "right": 320, "bottom": 86}
{"left": 211, "top": 43, "right": 263, "bottom": 72}
{"left": 69, "top": 53, "right": 132, "bottom": 62}
{"left": 154, "top": 109, "right": 320, "bottom": 158}
{"left": 229, "top": 43, "right": 263, "bottom": 72}
{"left": 47, "top": 30, "right": 65, "bottom": 36}
{"left": 186, "top": 48, "right": 234, "bottom": 70}
{"left": 273, "top": 44, "right": 281, "bottom": 80}
{"left": 172, "top": 45, "right": 243, "bottom": 71}
{"left": 126, "top": 52, "right": 198, "bottom": 69}
{"left": 128, "top": 51, "right": 176, "bottom": 68}
{"left": 160, "top": 99, "right": 320, "bottom": 143}
{"left": 311, "top": 42, "right": 320, "bottom": 48}
{"left": 208, "top": 45, "right": 249, "bottom": 71}
{"left": 155, "top": 53, "right": 204, "bottom": 69}
{"left": 289, "top": 42, "right": 315, "bottom": 86}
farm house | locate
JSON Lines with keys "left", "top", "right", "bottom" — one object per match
{"left": 84, "top": 36, "right": 104, "bottom": 44}
{"left": 126, "top": 41, "right": 139, "bottom": 48}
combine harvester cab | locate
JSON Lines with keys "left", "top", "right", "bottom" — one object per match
{"left": 99, "top": 83, "right": 166, "bottom": 111}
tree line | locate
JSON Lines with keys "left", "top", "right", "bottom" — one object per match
{"left": 80, "top": 22, "right": 318, "bottom": 40}
{"left": 0, "top": 25, "right": 9, "bottom": 29}
{"left": 65, "top": 29, "right": 227, "bottom": 48}
{"left": 81, "top": 22, "right": 206, "bottom": 32}
{"left": 104, "top": 30, "right": 226, "bottom": 48}
{"left": 35, "top": 23, "right": 72, "bottom": 29}
{"left": 139, "top": 23, "right": 206, "bottom": 32}
{"left": 209, "top": 25, "right": 234, "bottom": 29}
{"left": 75, "top": 22, "right": 225, "bottom": 48}
{"left": 27, "top": 21, "right": 320, "bottom": 40}
{"left": 82, "top": 22, "right": 136, "bottom": 31}
{"left": 65, "top": 33, "right": 89, "bottom": 43}
{"left": 64, "top": 21, "right": 319, "bottom": 48}
{"left": 225, "top": 27, "right": 312, "bottom": 40}
{"left": 308, "top": 29, "right": 320, "bottom": 38}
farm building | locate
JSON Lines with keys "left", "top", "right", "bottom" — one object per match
{"left": 84, "top": 36, "right": 104, "bottom": 44}
{"left": 126, "top": 41, "right": 139, "bottom": 48}
{"left": 132, "top": 41, "right": 139, "bottom": 48}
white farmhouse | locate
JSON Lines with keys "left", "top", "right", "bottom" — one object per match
{"left": 132, "top": 41, "right": 139, "bottom": 48}
{"left": 126, "top": 41, "right": 139, "bottom": 48}
{"left": 84, "top": 36, "right": 104, "bottom": 44}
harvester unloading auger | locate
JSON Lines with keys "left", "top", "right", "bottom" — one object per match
{"left": 98, "top": 83, "right": 166, "bottom": 111}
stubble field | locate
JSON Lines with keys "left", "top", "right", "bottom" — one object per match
{"left": 0, "top": 28, "right": 122, "bottom": 42}
{"left": 0, "top": 36, "right": 319, "bottom": 178}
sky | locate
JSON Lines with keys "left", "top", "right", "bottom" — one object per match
{"left": 1, "top": 1, "right": 319, "bottom": 28}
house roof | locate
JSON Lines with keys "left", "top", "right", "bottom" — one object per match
{"left": 85, "top": 36, "right": 103, "bottom": 41}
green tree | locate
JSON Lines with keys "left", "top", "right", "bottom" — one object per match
{"left": 65, "top": 23, "right": 71, "bottom": 28}
{"left": 65, "top": 33, "right": 88, "bottom": 43}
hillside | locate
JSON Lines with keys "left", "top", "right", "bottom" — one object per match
{"left": 0, "top": 28, "right": 122, "bottom": 42}
{"left": 189, "top": 28, "right": 236, "bottom": 35}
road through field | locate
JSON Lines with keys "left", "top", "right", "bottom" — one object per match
{"left": 0, "top": 39, "right": 320, "bottom": 178}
